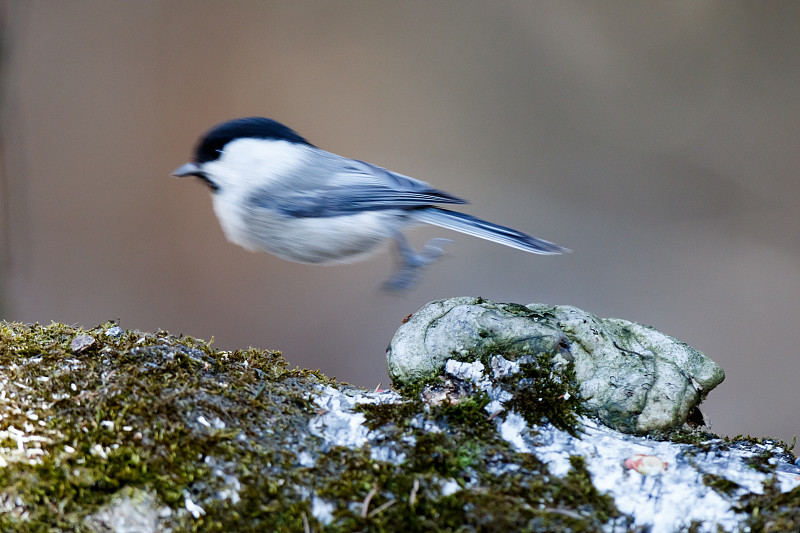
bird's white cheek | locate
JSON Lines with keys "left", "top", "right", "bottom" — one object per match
{"left": 212, "top": 138, "right": 309, "bottom": 190}
{"left": 202, "top": 140, "right": 310, "bottom": 250}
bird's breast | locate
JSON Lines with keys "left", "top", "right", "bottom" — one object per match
{"left": 212, "top": 194, "right": 411, "bottom": 264}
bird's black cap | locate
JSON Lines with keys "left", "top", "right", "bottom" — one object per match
{"left": 193, "top": 117, "right": 313, "bottom": 163}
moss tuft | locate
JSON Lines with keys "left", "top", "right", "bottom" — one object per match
{"left": 737, "top": 479, "right": 800, "bottom": 533}
{"left": 499, "top": 354, "right": 586, "bottom": 437}
{"left": 702, "top": 474, "right": 742, "bottom": 497}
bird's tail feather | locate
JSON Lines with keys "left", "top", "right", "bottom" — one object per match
{"left": 414, "top": 207, "right": 569, "bottom": 255}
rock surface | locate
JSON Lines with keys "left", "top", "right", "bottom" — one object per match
{"left": 388, "top": 297, "right": 725, "bottom": 433}
{"left": 0, "top": 310, "right": 795, "bottom": 533}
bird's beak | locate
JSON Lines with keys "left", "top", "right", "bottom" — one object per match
{"left": 172, "top": 162, "right": 202, "bottom": 177}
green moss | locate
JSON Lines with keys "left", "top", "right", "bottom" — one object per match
{"left": 558, "top": 455, "right": 620, "bottom": 524}
{"left": 357, "top": 388, "right": 492, "bottom": 438}
{"left": 304, "top": 434, "right": 624, "bottom": 533}
{"left": 650, "top": 426, "right": 720, "bottom": 446}
{"left": 350, "top": 371, "right": 618, "bottom": 531}
{"left": 409, "top": 432, "right": 484, "bottom": 478}
{"left": 737, "top": 479, "right": 800, "bottom": 533}
{"left": 499, "top": 355, "right": 585, "bottom": 437}
{"left": 702, "top": 474, "right": 742, "bottom": 497}
{"left": 745, "top": 452, "right": 775, "bottom": 474}
{"left": 0, "top": 320, "right": 325, "bottom": 531}
{"left": 725, "top": 435, "right": 797, "bottom": 458}
{"left": 437, "top": 391, "right": 493, "bottom": 437}
{"left": 393, "top": 372, "right": 446, "bottom": 400}
{"left": 0, "top": 320, "right": 626, "bottom": 532}
{"left": 356, "top": 399, "right": 422, "bottom": 431}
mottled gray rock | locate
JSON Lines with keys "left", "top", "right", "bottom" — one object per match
{"left": 387, "top": 297, "right": 725, "bottom": 433}
{"left": 529, "top": 303, "right": 725, "bottom": 433}
{"left": 386, "top": 297, "right": 569, "bottom": 385}
{"left": 70, "top": 334, "right": 95, "bottom": 353}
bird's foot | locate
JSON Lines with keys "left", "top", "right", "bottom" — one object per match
{"left": 383, "top": 238, "right": 453, "bottom": 292}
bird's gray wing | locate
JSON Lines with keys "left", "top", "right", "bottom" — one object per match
{"left": 249, "top": 159, "right": 467, "bottom": 218}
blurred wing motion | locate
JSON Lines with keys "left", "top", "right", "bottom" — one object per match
{"left": 252, "top": 185, "right": 465, "bottom": 217}
{"left": 250, "top": 158, "right": 466, "bottom": 216}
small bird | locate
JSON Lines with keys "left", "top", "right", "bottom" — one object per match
{"left": 172, "top": 117, "right": 568, "bottom": 290}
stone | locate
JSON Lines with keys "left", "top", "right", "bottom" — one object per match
{"left": 387, "top": 297, "right": 725, "bottom": 433}
{"left": 3, "top": 315, "right": 789, "bottom": 533}
{"left": 70, "top": 334, "right": 95, "bottom": 353}
{"left": 386, "top": 296, "right": 569, "bottom": 385}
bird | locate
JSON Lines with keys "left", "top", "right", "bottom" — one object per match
{"left": 172, "top": 117, "right": 568, "bottom": 290}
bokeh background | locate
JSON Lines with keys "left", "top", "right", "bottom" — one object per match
{"left": 2, "top": 2, "right": 798, "bottom": 444}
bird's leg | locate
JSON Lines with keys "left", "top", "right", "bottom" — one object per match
{"left": 383, "top": 234, "right": 453, "bottom": 291}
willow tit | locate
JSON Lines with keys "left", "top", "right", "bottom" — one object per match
{"left": 172, "top": 117, "right": 568, "bottom": 290}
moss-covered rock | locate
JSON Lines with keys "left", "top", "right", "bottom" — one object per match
{"left": 0, "top": 313, "right": 795, "bottom": 533}
{"left": 0, "top": 321, "right": 324, "bottom": 531}
{"left": 387, "top": 297, "right": 725, "bottom": 434}
{"left": 0, "top": 320, "right": 620, "bottom": 532}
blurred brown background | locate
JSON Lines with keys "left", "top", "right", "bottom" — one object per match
{"left": 2, "top": 2, "right": 798, "bottom": 443}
